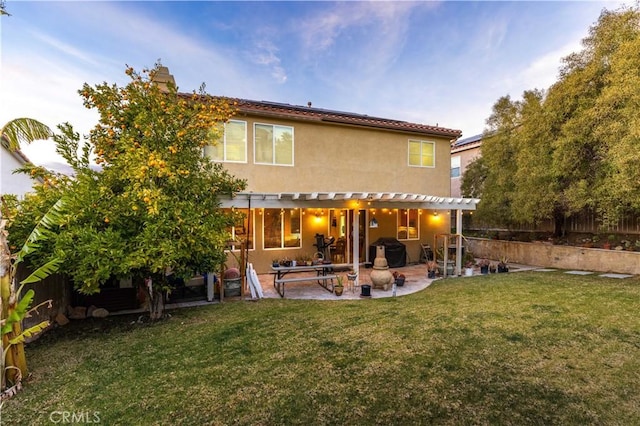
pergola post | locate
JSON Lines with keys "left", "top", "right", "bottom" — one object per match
{"left": 352, "top": 208, "right": 360, "bottom": 284}
{"left": 456, "top": 209, "right": 463, "bottom": 276}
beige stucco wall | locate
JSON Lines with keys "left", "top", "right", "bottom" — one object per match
{"left": 219, "top": 112, "right": 456, "bottom": 273}
{"left": 233, "top": 208, "right": 451, "bottom": 274}
{"left": 467, "top": 238, "right": 640, "bottom": 275}
{"left": 220, "top": 114, "right": 453, "bottom": 196}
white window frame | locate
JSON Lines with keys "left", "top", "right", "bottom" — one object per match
{"left": 204, "top": 120, "right": 247, "bottom": 163}
{"left": 408, "top": 139, "right": 436, "bottom": 168}
{"left": 451, "top": 155, "right": 461, "bottom": 178}
{"left": 262, "top": 208, "right": 302, "bottom": 250}
{"left": 397, "top": 208, "right": 420, "bottom": 240}
{"left": 254, "top": 122, "right": 294, "bottom": 166}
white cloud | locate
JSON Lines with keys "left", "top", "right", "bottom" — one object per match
{"left": 30, "top": 30, "right": 103, "bottom": 68}
{"left": 0, "top": 2, "right": 271, "bottom": 167}
{"left": 519, "top": 41, "right": 582, "bottom": 91}
{"left": 250, "top": 40, "right": 287, "bottom": 84}
{"left": 2, "top": 0, "right": 630, "bottom": 166}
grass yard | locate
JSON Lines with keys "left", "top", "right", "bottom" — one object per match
{"left": 2, "top": 271, "right": 640, "bottom": 425}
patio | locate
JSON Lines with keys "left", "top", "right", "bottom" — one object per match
{"left": 252, "top": 262, "right": 537, "bottom": 300}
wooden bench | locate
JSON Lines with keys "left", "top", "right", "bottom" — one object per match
{"left": 274, "top": 274, "right": 337, "bottom": 297}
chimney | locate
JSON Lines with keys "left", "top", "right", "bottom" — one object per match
{"left": 152, "top": 66, "right": 176, "bottom": 93}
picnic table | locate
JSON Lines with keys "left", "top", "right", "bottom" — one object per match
{"left": 271, "top": 263, "right": 349, "bottom": 297}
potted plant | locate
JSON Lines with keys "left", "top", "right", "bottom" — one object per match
{"left": 604, "top": 234, "right": 616, "bottom": 250}
{"left": 272, "top": 259, "right": 280, "bottom": 268}
{"left": 280, "top": 257, "right": 292, "bottom": 267}
{"left": 334, "top": 276, "right": 344, "bottom": 296}
{"left": 489, "top": 262, "right": 497, "bottom": 274}
{"left": 393, "top": 271, "right": 406, "bottom": 286}
{"left": 464, "top": 260, "right": 474, "bottom": 276}
{"left": 497, "top": 256, "right": 509, "bottom": 273}
{"left": 479, "top": 259, "right": 490, "bottom": 274}
{"left": 304, "top": 253, "right": 314, "bottom": 266}
{"left": 426, "top": 261, "right": 438, "bottom": 279}
{"left": 446, "top": 254, "right": 456, "bottom": 276}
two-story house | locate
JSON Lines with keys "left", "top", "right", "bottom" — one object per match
{"left": 450, "top": 133, "right": 483, "bottom": 199}
{"left": 214, "top": 99, "right": 480, "bottom": 275}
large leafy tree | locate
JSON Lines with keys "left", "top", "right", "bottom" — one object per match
{"left": 471, "top": 96, "right": 520, "bottom": 228}
{"left": 11, "top": 64, "right": 246, "bottom": 319}
{"left": 468, "top": 5, "right": 640, "bottom": 234}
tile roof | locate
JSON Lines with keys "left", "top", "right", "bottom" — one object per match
{"left": 177, "top": 92, "right": 461, "bottom": 138}
{"left": 195, "top": 97, "right": 461, "bottom": 139}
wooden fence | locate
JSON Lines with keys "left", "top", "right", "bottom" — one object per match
{"left": 15, "top": 266, "right": 72, "bottom": 330}
{"left": 466, "top": 209, "right": 640, "bottom": 236}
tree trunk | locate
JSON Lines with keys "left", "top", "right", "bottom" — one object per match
{"left": 144, "top": 277, "right": 165, "bottom": 320}
{"left": 149, "top": 289, "right": 165, "bottom": 320}
{"left": 553, "top": 210, "right": 566, "bottom": 238}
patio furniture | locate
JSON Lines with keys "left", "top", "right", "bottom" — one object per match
{"left": 419, "top": 244, "right": 433, "bottom": 263}
{"left": 271, "top": 263, "right": 339, "bottom": 297}
{"left": 368, "top": 238, "right": 407, "bottom": 268}
{"left": 332, "top": 238, "right": 346, "bottom": 263}
{"left": 347, "top": 271, "right": 358, "bottom": 293}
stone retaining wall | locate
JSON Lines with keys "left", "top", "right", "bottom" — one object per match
{"left": 466, "top": 238, "right": 640, "bottom": 275}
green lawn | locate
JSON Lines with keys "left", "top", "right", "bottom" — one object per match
{"left": 3, "top": 271, "right": 640, "bottom": 425}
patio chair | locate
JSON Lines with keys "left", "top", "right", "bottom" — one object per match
{"left": 332, "top": 238, "right": 346, "bottom": 263}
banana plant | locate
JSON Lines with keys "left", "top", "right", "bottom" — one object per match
{"left": 1, "top": 198, "right": 64, "bottom": 391}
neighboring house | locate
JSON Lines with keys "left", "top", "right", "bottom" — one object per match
{"left": 0, "top": 140, "right": 39, "bottom": 200}
{"left": 214, "top": 98, "right": 480, "bottom": 274}
{"left": 450, "top": 133, "right": 483, "bottom": 198}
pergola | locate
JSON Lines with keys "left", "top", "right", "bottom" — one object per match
{"left": 219, "top": 191, "right": 480, "bottom": 281}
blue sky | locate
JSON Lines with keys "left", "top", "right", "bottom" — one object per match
{"left": 0, "top": 0, "right": 627, "bottom": 170}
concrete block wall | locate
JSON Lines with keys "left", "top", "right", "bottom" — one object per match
{"left": 466, "top": 238, "right": 640, "bottom": 275}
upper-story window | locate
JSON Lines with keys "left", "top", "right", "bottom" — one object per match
{"left": 255, "top": 123, "right": 294, "bottom": 166}
{"left": 451, "top": 155, "right": 461, "bottom": 178}
{"left": 408, "top": 139, "right": 435, "bottom": 167}
{"left": 204, "top": 120, "right": 247, "bottom": 162}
